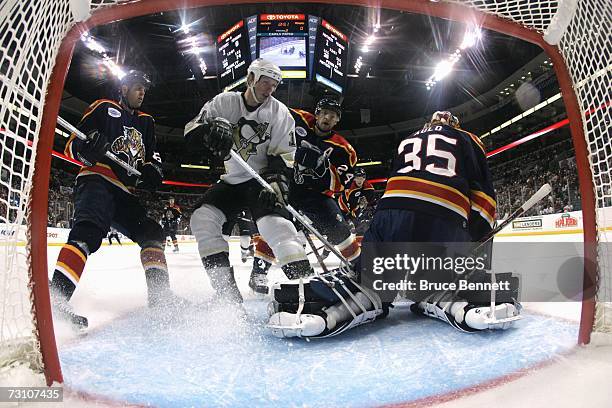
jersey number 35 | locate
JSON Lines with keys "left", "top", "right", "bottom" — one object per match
{"left": 397, "top": 134, "right": 457, "bottom": 177}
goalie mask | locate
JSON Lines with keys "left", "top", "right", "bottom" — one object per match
{"left": 429, "top": 111, "right": 460, "bottom": 129}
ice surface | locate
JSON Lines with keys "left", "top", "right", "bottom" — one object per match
{"left": 41, "top": 242, "right": 579, "bottom": 407}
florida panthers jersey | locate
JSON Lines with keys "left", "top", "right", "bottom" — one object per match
{"left": 64, "top": 99, "right": 160, "bottom": 194}
{"left": 378, "top": 124, "right": 496, "bottom": 240}
{"left": 184, "top": 92, "right": 296, "bottom": 184}
{"left": 161, "top": 204, "right": 182, "bottom": 229}
{"left": 290, "top": 108, "right": 357, "bottom": 197}
{"left": 339, "top": 179, "right": 375, "bottom": 218}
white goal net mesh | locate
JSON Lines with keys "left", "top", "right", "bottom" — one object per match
{"left": 0, "top": 0, "right": 610, "bottom": 379}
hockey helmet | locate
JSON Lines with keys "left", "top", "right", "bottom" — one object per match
{"left": 354, "top": 167, "right": 366, "bottom": 178}
{"left": 120, "top": 70, "right": 152, "bottom": 90}
{"left": 429, "top": 111, "right": 459, "bottom": 128}
{"left": 315, "top": 98, "right": 342, "bottom": 118}
{"left": 247, "top": 58, "right": 282, "bottom": 85}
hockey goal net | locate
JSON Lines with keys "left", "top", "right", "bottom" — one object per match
{"left": 1, "top": 0, "right": 610, "bottom": 385}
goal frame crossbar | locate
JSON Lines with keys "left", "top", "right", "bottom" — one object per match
{"left": 26, "top": 0, "right": 596, "bottom": 385}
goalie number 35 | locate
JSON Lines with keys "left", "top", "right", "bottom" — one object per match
{"left": 397, "top": 134, "right": 457, "bottom": 177}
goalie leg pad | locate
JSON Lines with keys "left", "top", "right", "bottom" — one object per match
{"left": 459, "top": 271, "right": 520, "bottom": 304}
{"left": 257, "top": 214, "right": 307, "bottom": 266}
{"left": 268, "top": 272, "right": 384, "bottom": 338}
{"left": 190, "top": 204, "right": 229, "bottom": 259}
{"left": 411, "top": 291, "right": 521, "bottom": 332}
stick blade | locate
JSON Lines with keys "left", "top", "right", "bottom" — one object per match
{"left": 521, "top": 183, "right": 552, "bottom": 211}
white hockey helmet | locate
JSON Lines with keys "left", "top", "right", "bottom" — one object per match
{"left": 429, "top": 111, "right": 460, "bottom": 128}
{"left": 247, "top": 58, "right": 283, "bottom": 85}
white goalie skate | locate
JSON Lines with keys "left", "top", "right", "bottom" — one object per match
{"left": 268, "top": 312, "right": 327, "bottom": 338}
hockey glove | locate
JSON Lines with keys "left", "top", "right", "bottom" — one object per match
{"left": 259, "top": 170, "right": 290, "bottom": 211}
{"left": 137, "top": 162, "right": 164, "bottom": 192}
{"left": 294, "top": 141, "right": 329, "bottom": 182}
{"left": 185, "top": 117, "right": 234, "bottom": 159}
{"left": 74, "top": 129, "right": 109, "bottom": 167}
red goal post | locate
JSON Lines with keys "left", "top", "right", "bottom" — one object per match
{"left": 0, "top": 0, "right": 608, "bottom": 387}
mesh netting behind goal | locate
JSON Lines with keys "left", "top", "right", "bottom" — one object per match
{"left": 0, "top": 0, "right": 610, "bottom": 385}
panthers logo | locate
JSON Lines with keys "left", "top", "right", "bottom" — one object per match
{"left": 110, "top": 126, "right": 146, "bottom": 168}
{"left": 233, "top": 118, "right": 270, "bottom": 161}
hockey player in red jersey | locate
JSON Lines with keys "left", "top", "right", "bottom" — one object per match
{"left": 267, "top": 111, "right": 520, "bottom": 338}
{"left": 248, "top": 98, "right": 361, "bottom": 294}
{"left": 49, "top": 71, "right": 182, "bottom": 328}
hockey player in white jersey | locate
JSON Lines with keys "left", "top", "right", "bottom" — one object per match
{"left": 184, "top": 59, "right": 315, "bottom": 303}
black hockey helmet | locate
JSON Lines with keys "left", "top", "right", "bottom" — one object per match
{"left": 315, "top": 98, "right": 342, "bottom": 118}
{"left": 120, "top": 70, "right": 152, "bottom": 90}
{"left": 354, "top": 167, "right": 366, "bottom": 178}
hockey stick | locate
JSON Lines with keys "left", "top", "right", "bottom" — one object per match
{"left": 55, "top": 116, "right": 141, "bottom": 176}
{"left": 1, "top": 74, "right": 141, "bottom": 177}
{"left": 229, "top": 150, "right": 352, "bottom": 270}
{"left": 475, "top": 183, "right": 552, "bottom": 249}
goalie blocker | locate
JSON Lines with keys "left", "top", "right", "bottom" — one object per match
{"left": 267, "top": 269, "right": 521, "bottom": 338}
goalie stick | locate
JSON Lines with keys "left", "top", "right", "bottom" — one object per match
{"left": 435, "top": 183, "right": 552, "bottom": 327}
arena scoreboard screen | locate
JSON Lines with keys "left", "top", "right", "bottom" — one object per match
{"left": 216, "top": 20, "right": 250, "bottom": 91}
{"left": 216, "top": 14, "right": 349, "bottom": 93}
{"left": 257, "top": 14, "right": 308, "bottom": 79}
{"left": 314, "top": 19, "right": 348, "bottom": 94}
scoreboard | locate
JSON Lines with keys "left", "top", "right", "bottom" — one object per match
{"left": 257, "top": 14, "right": 308, "bottom": 79}
{"left": 216, "top": 20, "right": 250, "bottom": 91}
{"left": 314, "top": 19, "right": 348, "bottom": 93}
{"left": 216, "top": 14, "right": 349, "bottom": 94}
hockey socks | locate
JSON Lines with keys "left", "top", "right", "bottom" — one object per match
{"left": 52, "top": 242, "right": 88, "bottom": 294}
{"left": 141, "top": 246, "right": 172, "bottom": 307}
{"left": 50, "top": 242, "right": 89, "bottom": 328}
{"left": 337, "top": 233, "right": 361, "bottom": 262}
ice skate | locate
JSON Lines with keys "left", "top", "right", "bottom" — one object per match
{"left": 248, "top": 271, "right": 268, "bottom": 295}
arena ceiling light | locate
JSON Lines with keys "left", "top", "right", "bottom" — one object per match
{"left": 425, "top": 23, "right": 482, "bottom": 90}
{"left": 81, "top": 32, "right": 125, "bottom": 79}
{"left": 459, "top": 25, "right": 482, "bottom": 50}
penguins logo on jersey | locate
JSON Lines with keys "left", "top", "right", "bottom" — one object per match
{"left": 233, "top": 117, "right": 270, "bottom": 161}
{"left": 110, "top": 126, "right": 146, "bottom": 168}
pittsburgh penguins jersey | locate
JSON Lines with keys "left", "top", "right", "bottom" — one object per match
{"left": 161, "top": 204, "right": 182, "bottom": 229}
{"left": 185, "top": 92, "right": 296, "bottom": 184}
{"left": 378, "top": 124, "right": 496, "bottom": 240}
{"left": 64, "top": 99, "right": 159, "bottom": 194}
{"left": 290, "top": 108, "right": 357, "bottom": 197}
{"left": 339, "top": 179, "right": 375, "bottom": 218}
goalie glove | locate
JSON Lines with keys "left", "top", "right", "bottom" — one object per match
{"left": 293, "top": 141, "right": 329, "bottom": 184}
{"left": 74, "top": 129, "right": 110, "bottom": 167}
{"left": 185, "top": 116, "right": 234, "bottom": 159}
